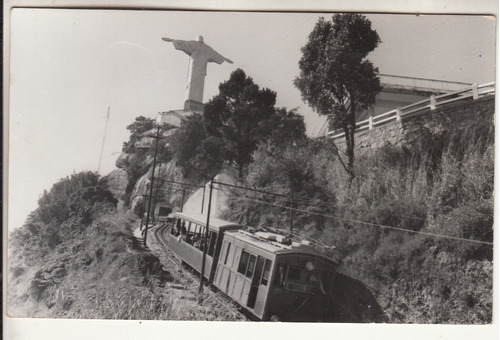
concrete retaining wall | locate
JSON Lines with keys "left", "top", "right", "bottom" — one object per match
{"left": 334, "top": 95, "right": 495, "bottom": 153}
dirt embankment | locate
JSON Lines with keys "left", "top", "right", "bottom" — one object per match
{"left": 7, "top": 211, "right": 243, "bottom": 320}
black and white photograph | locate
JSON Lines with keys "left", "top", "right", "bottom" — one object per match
{"left": 3, "top": 1, "right": 498, "bottom": 339}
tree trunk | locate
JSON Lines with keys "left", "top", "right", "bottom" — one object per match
{"left": 345, "top": 125, "right": 355, "bottom": 181}
{"left": 345, "top": 105, "right": 356, "bottom": 182}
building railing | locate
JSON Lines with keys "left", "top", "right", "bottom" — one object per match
{"left": 379, "top": 74, "right": 472, "bottom": 93}
{"left": 326, "top": 81, "right": 495, "bottom": 140}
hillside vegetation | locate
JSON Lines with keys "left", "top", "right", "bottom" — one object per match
{"left": 9, "top": 65, "right": 493, "bottom": 322}
{"left": 9, "top": 116, "right": 493, "bottom": 323}
{"left": 7, "top": 172, "right": 239, "bottom": 320}
{"left": 116, "top": 101, "right": 493, "bottom": 323}
{"left": 222, "top": 127, "right": 493, "bottom": 323}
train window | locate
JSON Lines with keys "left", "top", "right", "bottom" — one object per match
{"left": 261, "top": 259, "right": 272, "bottom": 286}
{"left": 171, "top": 219, "right": 178, "bottom": 235}
{"left": 223, "top": 242, "right": 231, "bottom": 265}
{"left": 287, "top": 266, "right": 302, "bottom": 281}
{"left": 255, "top": 256, "right": 265, "bottom": 282}
{"left": 194, "top": 232, "right": 202, "bottom": 250}
{"left": 286, "top": 265, "right": 319, "bottom": 284}
{"left": 193, "top": 224, "right": 205, "bottom": 250}
{"left": 238, "top": 250, "right": 250, "bottom": 274}
{"left": 181, "top": 221, "right": 187, "bottom": 237}
{"left": 274, "top": 263, "right": 286, "bottom": 287}
{"left": 185, "top": 222, "right": 192, "bottom": 244}
{"left": 320, "top": 271, "right": 334, "bottom": 295}
{"left": 227, "top": 244, "right": 236, "bottom": 268}
{"left": 220, "top": 241, "right": 231, "bottom": 264}
{"left": 190, "top": 223, "right": 200, "bottom": 248}
{"left": 245, "top": 255, "right": 257, "bottom": 278}
{"left": 208, "top": 231, "right": 217, "bottom": 256}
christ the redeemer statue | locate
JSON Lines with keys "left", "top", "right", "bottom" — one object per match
{"left": 162, "top": 35, "right": 233, "bottom": 111}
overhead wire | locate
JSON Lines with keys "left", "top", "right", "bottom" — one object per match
{"left": 214, "top": 179, "right": 426, "bottom": 221}
{"left": 155, "top": 176, "right": 490, "bottom": 246}
{"left": 157, "top": 11, "right": 490, "bottom": 247}
{"left": 220, "top": 183, "right": 493, "bottom": 247}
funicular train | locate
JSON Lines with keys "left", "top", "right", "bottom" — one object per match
{"left": 163, "top": 211, "right": 339, "bottom": 321}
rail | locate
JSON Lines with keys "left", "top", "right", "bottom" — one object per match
{"left": 326, "top": 81, "right": 495, "bottom": 140}
{"left": 151, "top": 224, "right": 249, "bottom": 320}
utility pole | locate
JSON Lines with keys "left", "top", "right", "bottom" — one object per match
{"left": 152, "top": 163, "right": 163, "bottom": 223}
{"left": 143, "top": 127, "right": 162, "bottom": 247}
{"left": 200, "top": 185, "right": 206, "bottom": 214}
{"left": 139, "top": 192, "right": 147, "bottom": 231}
{"left": 199, "top": 178, "right": 214, "bottom": 304}
{"left": 180, "top": 188, "right": 186, "bottom": 212}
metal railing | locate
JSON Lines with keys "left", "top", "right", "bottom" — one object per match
{"left": 326, "top": 81, "right": 495, "bottom": 140}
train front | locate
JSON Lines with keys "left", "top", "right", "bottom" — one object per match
{"left": 265, "top": 250, "right": 339, "bottom": 322}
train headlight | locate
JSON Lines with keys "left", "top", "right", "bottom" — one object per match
{"left": 306, "top": 261, "right": 315, "bottom": 271}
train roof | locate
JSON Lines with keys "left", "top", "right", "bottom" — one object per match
{"left": 225, "top": 229, "right": 339, "bottom": 266}
{"left": 173, "top": 211, "right": 243, "bottom": 231}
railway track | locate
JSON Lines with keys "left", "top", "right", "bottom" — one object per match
{"left": 149, "top": 223, "right": 249, "bottom": 321}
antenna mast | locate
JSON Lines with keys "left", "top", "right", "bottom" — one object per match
{"left": 98, "top": 106, "right": 110, "bottom": 173}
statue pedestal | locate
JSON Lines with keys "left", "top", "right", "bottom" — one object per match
{"left": 184, "top": 99, "right": 204, "bottom": 112}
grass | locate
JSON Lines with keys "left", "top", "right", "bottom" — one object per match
{"left": 223, "top": 127, "right": 494, "bottom": 323}
{"left": 8, "top": 208, "right": 241, "bottom": 320}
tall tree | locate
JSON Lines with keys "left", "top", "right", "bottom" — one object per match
{"left": 170, "top": 113, "right": 226, "bottom": 179}
{"left": 294, "top": 14, "right": 382, "bottom": 179}
{"left": 204, "top": 68, "right": 277, "bottom": 175}
{"left": 262, "top": 107, "right": 307, "bottom": 147}
{"left": 172, "top": 68, "right": 308, "bottom": 179}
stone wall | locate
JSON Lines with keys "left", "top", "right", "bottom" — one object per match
{"left": 334, "top": 95, "right": 495, "bottom": 153}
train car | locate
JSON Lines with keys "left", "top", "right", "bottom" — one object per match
{"left": 163, "top": 211, "right": 339, "bottom": 321}
{"left": 213, "top": 229, "right": 339, "bottom": 321}
{"left": 164, "top": 212, "right": 242, "bottom": 281}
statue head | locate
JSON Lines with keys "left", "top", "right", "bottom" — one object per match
{"left": 196, "top": 35, "right": 204, "bottom": 43}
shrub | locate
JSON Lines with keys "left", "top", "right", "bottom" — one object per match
{"left": 434, "top": 200, "right": 493, "bottom": 261}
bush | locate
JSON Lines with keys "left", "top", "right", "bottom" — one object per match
{"left": 221, "top": 116, "right": 494, "bottom": 323}
{"left": 37, "top": 171, "right": 118, "bottom": 225}
{"left": 434, "top": 200, "right": 493, "bottom": 261}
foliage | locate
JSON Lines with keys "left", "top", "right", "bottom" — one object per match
{"left": 37, "top": 172, "right": 117, "bottom": 225}
{"left": 294, "top": 14, "right": 382, "bottom": 177}
{"left": 224, "top": 141, "right": 334, "bottom": 232}
{"left": 169, "top": 113, "right": 225, "bottom": 180}
{"left": 9, "top": 209, "right": 243, "bottom": 320}
{"left": 224, "top": 127, "right": 493, "bottom": 323}
{"left": 116, "top": 116, "right": 175, "bottom": 204}
{"left": 121, "top": 116, "right": 158, "bottom": 154}
{"left": 10, "top": 171, "right": 118, "bottom": 258}
{"left": 261, "top": 107, "right": 307, "bottom": 147}
{"left": 172, "top": 68, "right": 307, "bottom": 179}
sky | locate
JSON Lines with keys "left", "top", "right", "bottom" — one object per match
{"left": 7, "top": 9, "right": 496, "bottom": 231}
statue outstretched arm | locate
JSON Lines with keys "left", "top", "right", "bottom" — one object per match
{"left": 207, "top": 48, "right": 233, "bottom": 64}
{"left": 162, "top": 37, "right": 198, "bottom": 55}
